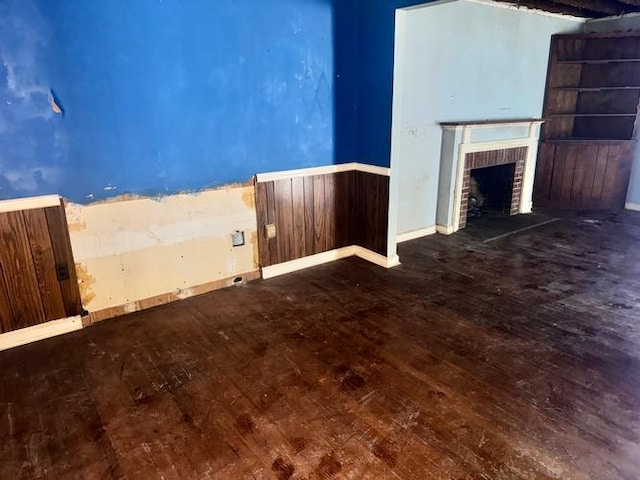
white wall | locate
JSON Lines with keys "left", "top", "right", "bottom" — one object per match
{"left": 391, "top": 0, "right": 584, "bottom": 235}
{"left": 585, "top": 14, "right": 640, "bottom": 210}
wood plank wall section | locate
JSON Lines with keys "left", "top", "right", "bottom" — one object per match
{"left": 537, "top": 33, "right": 640, "bottom": 210}
{"left": 255, "top": 170, "right": 389, "bottom": 268}
{"left": 351, "top": 172, "right": 389, "bottom": 255}
{"left": 0, "top": 200, "right": 82, "bottom": 333}
{"left": 534, "top": 141, "right": 634, "bottom": 209}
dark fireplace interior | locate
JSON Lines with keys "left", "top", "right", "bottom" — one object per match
{"left": 467, "top": 163, "right": 515, "bottom": 221}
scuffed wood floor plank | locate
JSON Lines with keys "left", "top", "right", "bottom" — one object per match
{"left": 1, "top": 210, "right": 640, "bottom": 479}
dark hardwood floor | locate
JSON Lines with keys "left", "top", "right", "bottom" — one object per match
{"left": 1, "top": 210, "right": 640, "bottom": 479}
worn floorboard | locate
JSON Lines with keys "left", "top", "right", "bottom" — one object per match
{"left": 1, "top": 210, "right": 640, "bottom": 479}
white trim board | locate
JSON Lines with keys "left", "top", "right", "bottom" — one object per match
{"left": 256, "top": 163, "right": 390, "bottom": 183}
{"left": 625, "top": 202, "right": 640, "bottom": 212}
{"left": 0, "top": 195, "right": 61, "bottom": 214}
{"left": 397, "top": 226, "right": 437, "bottom": 243}
{"left": 0, "top": 316, "right": 82, "bottom": 352}
{"left": 262, "top": 246, "right": 400, "bottom": 279}
{"left": 437, "top": 225, "right": 456, "bottom": 235}
{"left": 354, "top": 246, "right": 401, "bottom": 269}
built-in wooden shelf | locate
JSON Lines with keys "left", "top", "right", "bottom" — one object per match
{"left": 547, "top": 113, "right": 637, "bottom": 118}
{"left": 536, "top": 32, "right": 639, "bottom": 210}
{"left": 557, "top": 58, "right": 640, "bottom": 64}
{"left": 552, "top": 86, "right": 640, "bottom": 92}
{"left": 544, "top": 138, "right": 635, "bottom": 144}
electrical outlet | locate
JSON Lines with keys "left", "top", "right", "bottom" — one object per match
{"left": 56, "top": 263, "right": 70, "bottom": 281}
{"left": 232, "top": 230, "right": 245, "bottom": 247}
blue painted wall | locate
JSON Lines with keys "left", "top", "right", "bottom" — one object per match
{"left": 355, "top": 0, "right": 422, "bottom": 168}
{"left": 1, "top": 0, "right": 340, "bottom": 203}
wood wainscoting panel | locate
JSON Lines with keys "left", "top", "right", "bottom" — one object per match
{"left": 0, "top": 211, "right": 47, "bottom": 331}
{"left": 0, "top": 200, "right": 82, "bottom": 333}
{"left": 352, "top": 171, "right": 389, "bottom": 256}
{"left": 45, "top": 202, "right": 82, "bottom": 317}
{"left": 534, "top": 141, "right": 634, "bottom": 209}
{"left": 255, "top": 168, "right": 389, "bottom": 268}
{"left": 22, "top": 208, "right": 67, "bottom": 321}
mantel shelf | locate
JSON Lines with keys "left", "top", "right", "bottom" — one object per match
{"left": 439, "top": 119, "right": 543, "bottom": 129}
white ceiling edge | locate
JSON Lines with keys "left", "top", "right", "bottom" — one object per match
{"left": 400, "top": 0, "right": 587, "bottom": 23}
{"left": 586, "top": 11, "right": 640, "bottom": 24}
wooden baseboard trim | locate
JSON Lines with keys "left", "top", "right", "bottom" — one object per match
{"left": 436, "top": 225, "right": 456, "bottom": 235}
{"left": 261, "top": 245, "right": 400, "bottom": 279}
{"left": 85, "top": 270, "right": 261, "bottom": 325}
{"left": 353, "top": 246, "right": 401, "bottom": 268}
{"left": 625, "top": 202, "right": 640, "bottom": 212}
{"left": 397, "top": 226, "right": 437, "bottom": 243}
{"left": 0, "top": 316, "right": 82, "bottom": 351}
{"left": 261, "top": 247, "right": 356, "bottom": 279}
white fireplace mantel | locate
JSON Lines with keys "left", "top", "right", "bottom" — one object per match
{"left": 436, "top": 118, "right": 544, "bottom": 234}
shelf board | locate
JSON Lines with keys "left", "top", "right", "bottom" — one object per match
{"left": 557, "top": 58, "right": 640, "bottom": 64}
{"left": 547, "top": 113, "right": 637, "bottom": 118}
{"left": 542, "top": 139, "right": 635, "bottom": 144}
{"left": 551, "top": 86, "right": 640, "bottom": 92}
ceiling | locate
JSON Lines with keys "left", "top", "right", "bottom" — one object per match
{"left": 494, "top": 0, "right": 640, "bottom": 18}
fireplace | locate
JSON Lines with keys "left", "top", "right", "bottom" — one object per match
{"left": 436, "top": 119, "right": 543, "bottom": 234}
{"left": 459, "top": 147, "right": 526, "bottom": 229}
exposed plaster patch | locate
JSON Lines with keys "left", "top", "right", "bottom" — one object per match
{"left": 242, "top": 187, "right": 256, "bottom": 209}
{"left": 66, "top": 220, "right": 86, "bottom": 232}
{"left": 67, "top": 185, "right": 258, "bottom": 312}
{"left": 75, "top": 263, "right": 96, "bottom": 306}
{"left": 250, "top": 230, "right": 260, "bottom": 269}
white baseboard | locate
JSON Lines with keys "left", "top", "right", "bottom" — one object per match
{"left": 0, "top": 316, "right": 82, "bottom": 352}
{"left": 625, "top": 202, "right": 640, "bottom": 212}
{"left": 397, "top": 226, "right": 436, "bottom": 243}
{"left": 436, "top": 224, "right": 456, "bottom": 235}
{"left": 353, "top": 246, "right": 401, "bottom": 268}
{"left": 262, "top": 247, "right": 356, "bottom": 279}
{"left": 261, "top": 245, "right": 400, "bottom": 279}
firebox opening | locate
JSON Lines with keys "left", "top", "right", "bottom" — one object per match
{"left": 467, "top": 163, "right": 516, "bottom": 222}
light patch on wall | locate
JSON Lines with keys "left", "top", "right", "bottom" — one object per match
{"left": 0, "top": 1, "right": 52, "bottom": 121}
{"left": 66, "top": 185, "right": 259, "bottom": 312}
{"left": 0, "top": 162, "right": 61, "bottom": 192}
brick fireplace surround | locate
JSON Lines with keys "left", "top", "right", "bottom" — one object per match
{"left": 459, "top": 146, "right": 528, "bottom": 229}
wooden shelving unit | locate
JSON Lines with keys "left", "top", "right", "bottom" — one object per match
{"left": 535, "top": 32, "right": 639, "bottom": 209}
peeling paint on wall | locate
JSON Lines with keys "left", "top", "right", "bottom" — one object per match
{"left": 66, "top": 185, "right": 258, "bottom": 312}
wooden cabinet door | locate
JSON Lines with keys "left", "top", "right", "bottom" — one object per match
{"left": 0, "top": 202, "right": 82, "bottom": 333}
{"left": 534, "top": 141, "right": 634, "bottom": 209}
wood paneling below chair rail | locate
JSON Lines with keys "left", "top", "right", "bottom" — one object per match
{"left": 0, "top": 201, "right": 82, "bottom": 333}
{"left": 255, "top": 170, "right": 389, "bottom": 268}
{"left": 534, "top": 141, "right": 634, "bottom": 209}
